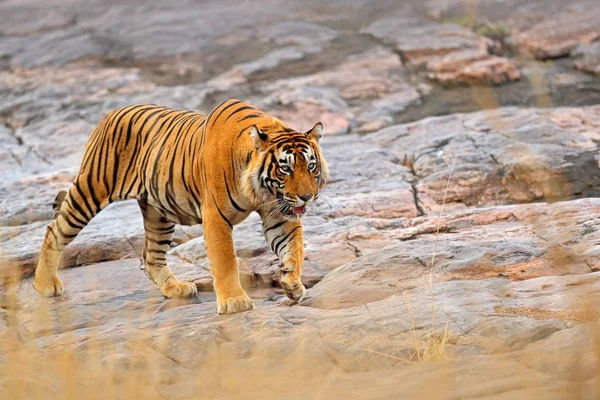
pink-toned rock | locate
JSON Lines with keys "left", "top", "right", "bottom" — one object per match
{"left": 271, "top": 101, "right": 351, "bottom": 134}
{"left": 429, "top": 54, "right": 521, "bottom": 85}
{"left": 512, "top": 5, "right": 600, "bottom": 59}
{"left": 261, "top": 47, "right": 421, "bottom": 133}
{"left": 364, "top": 16, "right": 520, "bottom": 85}
{"left": 370, "top": 105, "right": 600, "bottom": 212}
{"left": 364, "top": 16, "right": 489, "bottom": 65}
{"left": 306, "top": 198, "right": 600, "bottom": 310}
{"left": 327, "top": 189, "right": 418, "bottom": 219}
{"left": 574, "top": 42, "right": 600, "bottom": 75}
{"left": 356, "top": 119, "right": 388, "bottom": 133}
{"left": 426, "top": 0, "right": 600, "bottom": 61}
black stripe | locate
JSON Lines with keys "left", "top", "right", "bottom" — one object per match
{"left": 181, "top": 116, "right": 207, "bottom": 201}
{"left": 210, "top": 100, "right": 241, "bottom": 128}
{"left": 146, "top": 238, "right": 172, "bottom": 246}
{"left": 257, "top": 152, "right": 272, "bottom": 182}
{"left": 63, "top": 206, "right": 88, "bottom": 227}
{"left": 84, "top": 133, "right": 103, "bottom": 213}
{"left": 59, "top": 211, "right": 86, "bottom": 230}
{"left": 47, "top": 224, "right": 59, "bottom": 247}
{"left": 147, "top": 249, "right": 167, "bottom": 256}
{"left": 162, "top": 114, "right": 199, "bottom": 218}
{"left": 108, "top": 107, "right": 153, "bottom": 195}
{"left": 211, "top": 193, "right": 233, "bottom": 229}
{"left": 230, "top": 147, "right": 237, "bottom": 189}
{"left": 148, "top": 112, "right": 189, "bottom": 202}
{"left": 273, "top": 226, "right": 301, "bottom": 255}
{"left": 224, "top": 171, "right": 245, "bottom": 212}
{"left": 147, "top": 225, "right": 175, "bottom": 233}
{"left": 119, "top": 107, "right": 166, "bottom": 198}
{"left": 54, "top": 221, "right": 78, "bottom": 239}
{"left": 72, "top": 182, "right": 95, "bottom": 221}
{"left": 224, "top": 106, "right": 253, "bottom": 123}
{"left": 142, "top": 109, "right": 179, "bottom": 146}
{"left": 65, "top": 191, "right": 91, "bottom": 222}
{"left": 239, "top": 113, "right": 261, "bottom": 122}
{"left": 110, "top": 152, "right": 120, "bottom": 200}
{"left": 123, "top": 105, "right": 157, "bottom": 143}
{"left": 264, "top": 221, "right": 286, "bottom": 234}
{"left": 154, "top": 225, "right": 175, "bottom": 235}
{"left": 137, "top": 110, "right": 180, "bottom": 186}
{"left": 236, "top": 124, "right": 254, "bottom": 140}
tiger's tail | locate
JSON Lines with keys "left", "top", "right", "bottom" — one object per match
{"left": 52, "top": 190, "right": 67, "bottom": 219}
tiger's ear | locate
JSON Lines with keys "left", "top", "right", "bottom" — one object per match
{"left": 306, "top": 122, "right": 323, "bottom": 142}
{"left": 250, "top": 125, "right": 269, "bottom": 151}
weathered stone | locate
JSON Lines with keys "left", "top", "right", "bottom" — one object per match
{"left": 426, "top": 0, "right": 600, "bottom": 61}
{"left": 364, "top": 16, "right": 488, "bottom": 64}
{"left": 0, "top": 170, "right": 78, "bottom": 224}
{"left": 260, "top": 21, "right": 338, "bottom": 46}
{"left": 363, "top": 15, "right": 520, "bottom": 85}
{"left": 306, "top": 198, "right": 600, "bottom": 309}
{"left": 429, "top": 54, "right": 521, "bottom": 85}
{"left": 261, "top": 47, "right": 421, "bottom": 133}
{"left": 511, "top": 2, "right": 600, "bottom": 59}
{"left": 575, "top": 42, "right": 600, "bottom": 75}
{"left": 370, "top": 106, "right": 600, "bottom": 212}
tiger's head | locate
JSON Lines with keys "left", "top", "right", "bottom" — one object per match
{"left": 245, "top": 122, "right": 329, "bottom": 220}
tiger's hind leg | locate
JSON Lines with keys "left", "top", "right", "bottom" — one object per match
{"left": 34, "top": 183, "right": 104, "bottom": 297}
{"left": 138, "top": 200, "right": 198, "bottom": 299}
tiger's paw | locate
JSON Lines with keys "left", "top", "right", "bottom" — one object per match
{"left": 281, "top": 281, "right": 306, "bottom": 303}
{"left": 161, "top": 280, "right": 198, "bottom": 299}
{"left": 217, "top": 292, "right": 254, "bottom": 315}
{"left": 33, "top": 273, "right": 64, "bottom": 297}
{"left": 279, "top": 272, "right": 306, "bottom": 303}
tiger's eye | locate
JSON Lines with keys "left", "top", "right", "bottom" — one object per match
{"left": 308, "top": 162, "right": 316, "bottom": 171}
{"left": 280, "top": 165, "right": 292, "bottom": 174}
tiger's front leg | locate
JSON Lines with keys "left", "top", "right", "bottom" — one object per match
{"left": 260, "top": 211, "right": 306, "bottom": 302}
{"left": 203, "top": 208, "right": 254, "bottom": 314}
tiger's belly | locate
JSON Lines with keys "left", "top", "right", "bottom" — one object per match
{"left": 139, "top": 162, "right": 203, "bottom": 226}
{"left": 166, "top": 212, "right": 201, "bottom": 226}
{"left": 146, "top": 196, "right": 202, "bottom": 226}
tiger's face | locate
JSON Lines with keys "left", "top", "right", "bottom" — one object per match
{"left": 248, "top": 122, "right": 329, "bottom": 220}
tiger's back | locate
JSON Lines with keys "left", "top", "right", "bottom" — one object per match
{"left": 77, "top": 105, "right": 208, "bottom": 224}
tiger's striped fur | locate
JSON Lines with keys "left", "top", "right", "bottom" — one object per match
{"left": 33, "top": 100, "right": 329, "bottom": 314}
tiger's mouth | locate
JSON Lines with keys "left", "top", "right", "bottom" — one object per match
{"left": 276, "top": 195, "right": 308, "bottom": 217}
{"left": 290, "top": 205, "right": 306, "bottom": 215}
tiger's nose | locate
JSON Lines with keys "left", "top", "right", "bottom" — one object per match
{"left": 298, "top": 194, "right": 312, "bottom": 202}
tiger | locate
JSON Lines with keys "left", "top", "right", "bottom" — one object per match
{"left": 33, "top": 99, "right": 329, "bottom": 314}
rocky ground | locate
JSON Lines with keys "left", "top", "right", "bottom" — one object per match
{"left": 1, "top": 0, "right": 600, "bottom": 399}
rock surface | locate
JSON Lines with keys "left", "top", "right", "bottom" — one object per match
{"left": 575, "top": 42, "right": 600, "bottom": 75}
{"left": 426, "top": 0, "right": 600, "bottom": 60}
{"left": 508, "top": 1, "right": 600, "bottom": 60}
{"left": 363, "top": 15, "right": 520, "bottom": 85}
{"left": 1, "top": 0, "right": 600, "bottom": 399}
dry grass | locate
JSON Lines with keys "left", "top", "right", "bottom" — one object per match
{"left": 406, "top": 293, "right": 451, "bottom": 363}
{"left": 405, "top": 155, "right": 458, "bottom": 364}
